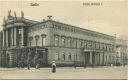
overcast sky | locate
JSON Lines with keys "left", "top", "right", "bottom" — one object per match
{"left": 0, "top": 1, "right": 127, "bottom": 39}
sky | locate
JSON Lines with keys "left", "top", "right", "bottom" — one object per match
{"left": 0, "top": 1, "right": 127, "bottom": 39}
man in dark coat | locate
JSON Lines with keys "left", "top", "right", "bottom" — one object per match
{"left": 27, "top": 50, "right": 32, "bottom": 70}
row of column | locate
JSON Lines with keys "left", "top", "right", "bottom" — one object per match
{"left": 85, "top": 51, "right": 105, "bottom": 66}
{"left": 2, "top": 26, "right": 24, "bottom": 48}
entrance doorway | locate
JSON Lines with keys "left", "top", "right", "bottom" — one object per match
{"left": 84, "top": 52, "right": 90, "bottom": 66}
{"left": 92, "top": 52, "right": 95, "bottom": 65}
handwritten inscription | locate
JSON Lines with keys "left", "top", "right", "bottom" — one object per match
{"left": 30, "top": 3, "right": 39, "bottom": 6}
{"left": 83, "top": 2, "right": 102, "bottom": 6}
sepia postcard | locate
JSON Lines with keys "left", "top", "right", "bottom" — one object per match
{"left": 0, "top": 0, "right": 127, "bottom": 80}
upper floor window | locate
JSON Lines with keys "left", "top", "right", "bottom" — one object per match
{"left": 18, "top": 29, "right": 22, "bottom": 47}
{"left": 35, "top": 35, "right": 40, "bottom": 46}
{"left": 41, "top": 34, "right": 46, "bottom": 46}
{"left": 84, "top": 40, "right": 87, "bottom": 48}
{"left": 87, "top": 41, "right": 92, "bottom": 49}
{"left": 61, "top": 36, "right": 66, "bottom": 47}
{"left": 96, "top": 42, "right": 100, "bottom": 49}
{"left": 28, "top": 36, "right": 33, "bottom": 46}
{"left": 79, "top": 39, "right": 83, "bottom": 48}
{"left": 54, "top": 35, "right": 59, "bottom": 46}
{"left": 67, "top": 37, "right": 71, "bottom": 47}
{"left": 100, "top": 43, "right": 103, "bottom": 50}
{"left": 73, "top": 38, "right": 77, "bottom": 48}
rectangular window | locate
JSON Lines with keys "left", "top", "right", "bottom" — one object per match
{"left": 73, "top": 38, "right": 77, "bottom": 48}
{"left": 87, "top": 41, "right": 91, "bottom": 49}
{"left": 68, "top": 54, "right": 72, "bottom": 61}
{"left": 84, "top": 40, "right": 87, "bottom": 48}
{"left": 62, "top": 53, "right": 65, "bottom": 60}
{"left": 96, "top": 42, "right": 100, "bottom": 49}
{"left": 61, "top": 37, "right": 66, "bottom": 47}
{"left": 55, "top": 53, "right": 59, "bottom": 60}
{"left": 91, "top": 42, "right": 95, "bottom": 49}
{"left": 18, "top": 29, "right": 22, "bottom": 46}
{"left": 79, "top": 39, "right": 82, "bottom": 48}
{"left": 54, "top": 35, "right": 59, "bottom": 46}
{"left": 67, "top": 37, "right": 71, "bottom": 47}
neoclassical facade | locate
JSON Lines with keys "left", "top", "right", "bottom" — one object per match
{"left": 0, "top": 11, "right": 117, "bottom": 67}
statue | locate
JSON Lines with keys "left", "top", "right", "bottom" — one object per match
{"left": 14, "top": 11, "right": 17, "bottom": 18}
{"left": 47, "top": 15, "right": 52, "bottom": 20}
{"left": 21, "top": 11, "right": 24, "bottom": 18}
{"left": 8, "top": 10, "right": 11, "bottom": 17}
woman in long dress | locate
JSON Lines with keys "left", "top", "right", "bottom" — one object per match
{"left": 52, "top": 61, "right": 56, "bottom": 73}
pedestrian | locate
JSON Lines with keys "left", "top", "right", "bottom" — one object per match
{"left": 52, "top": 61, "right": 56, "bottom": 73}
{"left": 27, "top": 63, "right": 30, "bottom": 70}
{"left": 27, "top": 49, "right": 32, "bottom": 70}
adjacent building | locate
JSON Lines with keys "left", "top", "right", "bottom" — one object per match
{"left": 0, "top": 11, "right": 119, "bottom": 67}
{"left": 116, "top": 38, "right": 127, "bottom": 65}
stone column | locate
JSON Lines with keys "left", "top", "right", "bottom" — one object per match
{"left": 98, "top": 53, "right": 100, "bottom": 65}
{"left": 12, "top": 27, "right": 14, "bottom": 46}
{"left": 100, "top": 52, "right": 103, "bottom": 65}
{"left": 22, "top": 26, "right": 24, "bottom": 46}
{"left": 6, "top": 30, "right": 8, "bottom": 47}
{"left": 0, "top": 53, "right": 1, "bottom": 67}
{"left": 77, "top": 39, "right": 79, "bottom": 48}
{"left": 103, "top": 52, "right": 105, "bottom": 65}
{"left": 14, "top": 27, "right": 17, "bottom": 46}
{"left": 90, "top": 51, "right": 92, "bottom": 65}
{"left": 11, "top": 28, "right": 14, "bottom": 46}
{"left": 2, "top": 30, "right": 5, "bottom": 48}
{"left": 95, "top": 53, "right": 97, "bottom": 65}
{"left": 97, "top": 52, "right": 100, "bottom": 65}
{"left": 9, "top": 53, "right": 13, "bottom": 67}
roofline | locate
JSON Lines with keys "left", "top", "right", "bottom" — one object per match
{"left": 51, "top": 20, "right": 115, "bottom": 39}
{"left": 31, "top": 19, "right": 115, "bottom": 39}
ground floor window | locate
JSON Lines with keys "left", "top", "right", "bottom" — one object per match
{"left": 55, "top": 53, "right": 59, "bottom": 60}
{"left": 62, "top": 52, "right": 65, "bottom": 60}
{"left": 68, "top": 53, "right": 72, "bottom": 61}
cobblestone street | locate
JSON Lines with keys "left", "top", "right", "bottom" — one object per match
{"left": 0, "top": 66, "right": 127, "bottom": 79}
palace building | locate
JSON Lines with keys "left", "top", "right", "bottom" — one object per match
{"left": 0, "top": 11, "right": 117, "bottom": 67}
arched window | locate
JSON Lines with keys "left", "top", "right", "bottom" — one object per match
{"left": 54, "top": 35, "right": 59, "bottom": 46}
{"left": 28, "top": 36, "right": 33, "bottom": 46}
{"left": 61, "top": 36, "right": 66, "bottom": 47}
{"left": 67, "top": 37, "right": 71, "bottom": 47}
{"left": 41, "top": 34, "right": 46, "bottom": 46}
{"left": 35, "top": 35, "right": 39, "bottom": 46}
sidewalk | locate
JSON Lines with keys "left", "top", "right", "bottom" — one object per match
{"left": 0, "top": 65, "right": 126, "bottom": 71}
